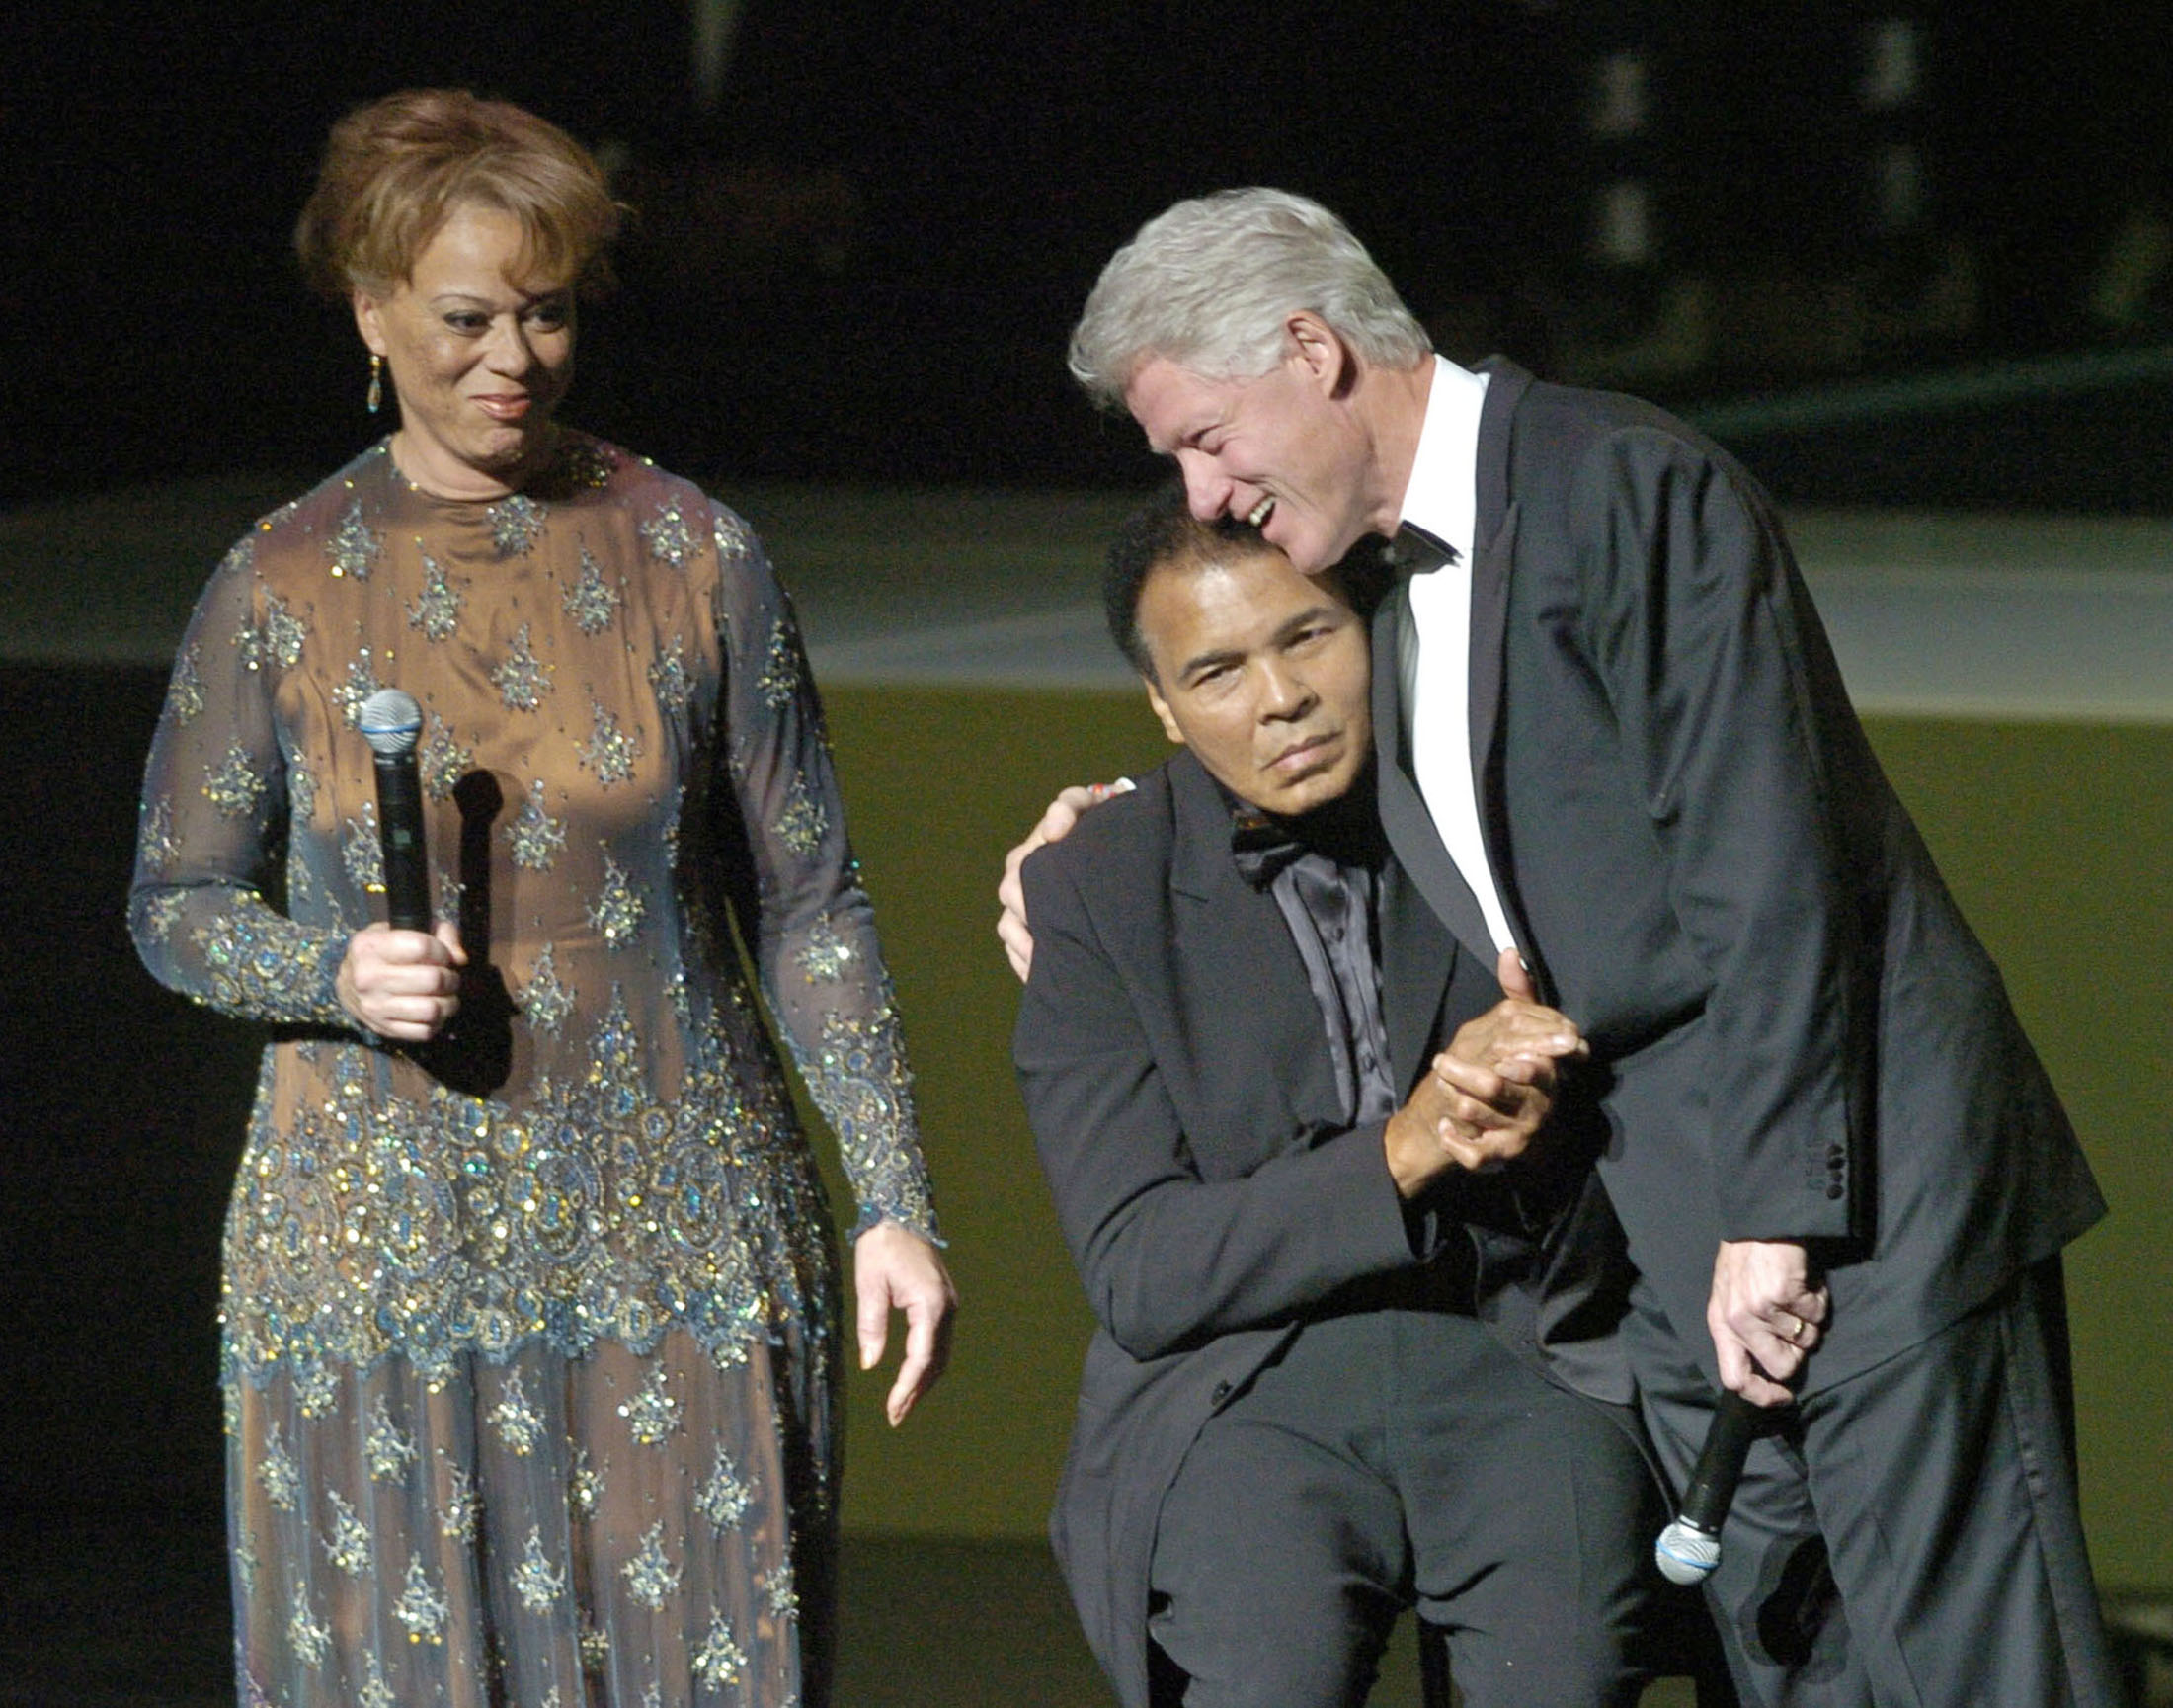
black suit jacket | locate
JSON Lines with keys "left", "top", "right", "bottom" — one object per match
{"left": 1013, "top": 749, "right": 1626, "bottom": 1708}
{"left": 1372, "top": 358, "right": 2106, "bottom": 1392}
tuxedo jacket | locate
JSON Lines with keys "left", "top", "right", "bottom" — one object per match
{"left": 1372, "top": 358, "right": 2106, "bottom": 1393}
{"left": 1012, "top": 749, "right": 1627, "bottom": 1708}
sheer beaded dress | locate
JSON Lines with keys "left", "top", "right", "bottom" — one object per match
{"left": 129, "top": 435, "right": 938, "bottom": 1708}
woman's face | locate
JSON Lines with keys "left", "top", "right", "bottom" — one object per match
{"left": 354, "top": 202, "right": 575, "bottom": 499}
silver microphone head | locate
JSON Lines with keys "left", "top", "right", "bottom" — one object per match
{"left": 358, "top": 689, "right": 424, "bottom": 758}
{"left": 1654, "top": 1520, "right": 1723, "bottom": 1586}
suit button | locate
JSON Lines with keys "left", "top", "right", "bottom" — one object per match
{"left": 1826, "top": 1183, "right": 1845, "bottom": 1199}
{"left": 1210, "top": 1381, "right": 1233, "bottom": 1406}
{"left": 1827, "top": 1145, "right": 1846, "bottom": 1164}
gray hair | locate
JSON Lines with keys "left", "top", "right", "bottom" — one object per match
{"left": 1068, "top": 188, "right": 1433, "bottom": 409}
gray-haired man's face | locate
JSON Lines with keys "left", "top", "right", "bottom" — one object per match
{"left": 1124, "top": 349, "right": 1377, "bottom": 579}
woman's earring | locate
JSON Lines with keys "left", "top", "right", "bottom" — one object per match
{"left": 366, "top": 354, "right": 383, "bottom": 415}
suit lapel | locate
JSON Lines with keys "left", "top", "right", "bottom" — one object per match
{"left": 1469, "top": 360, "right": 1531, "bottom": 803}
{"left": 1378, "top": 854, "right": 1458, "bottom": 1092}
{"left": 1468, "top": 504, "right": 1514, "bottom": 814}
{"left": 1469, "top": 360, "right": 1547, "bottom": 993}
{"left": 1371, "top": 590, "right": 1498, "bottom": 968}
{"left": 1165, "top": 754, "right": 1343, "bottom": 1134}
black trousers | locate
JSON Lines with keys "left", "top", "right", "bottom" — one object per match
{"left": 1628, "top": 1257, "right": 2121, "bottom": 1708}
{"left": 1146, "top": 1305, "right": 1662, "bottom": 1708}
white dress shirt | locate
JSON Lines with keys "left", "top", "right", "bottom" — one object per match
{"left": 1396, "top": 357, "right": 1519, "bottom": 957}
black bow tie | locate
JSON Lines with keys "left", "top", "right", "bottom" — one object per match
{"left": 1228, "top": 785, "right": 1386, "bottom": 889}
{"left": 1385, "top": 523, "right": 1457, "bottom": 575}
{"left": 1230, "top": 808, "right": 1307, "bottom": 889}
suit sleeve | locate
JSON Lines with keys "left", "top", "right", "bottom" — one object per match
{"left": 1012, "top": 846, "right": 1427, "bottom": 1361}
{"left": 1575, "top": 426, "right": 1859, "bottom": 1241}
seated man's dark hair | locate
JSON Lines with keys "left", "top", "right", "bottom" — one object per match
{"left": 1102, "top": 482, "right": 1393, "bottom": 680}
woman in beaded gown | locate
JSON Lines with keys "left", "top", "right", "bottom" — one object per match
{"left": 127, "top": 91, "right": 955, "bottom": 1708}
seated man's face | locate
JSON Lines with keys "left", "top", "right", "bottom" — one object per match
{"left": 1138, "top": 541, "right": 1372, "bottom": 817}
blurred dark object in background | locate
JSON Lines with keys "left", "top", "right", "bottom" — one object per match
{"left": 5, "top": 0, "right": 2172, "bottom": 511}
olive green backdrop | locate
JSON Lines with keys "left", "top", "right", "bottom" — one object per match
{"left": 806, "top": 688, "right": 2172, "bottom": 1591}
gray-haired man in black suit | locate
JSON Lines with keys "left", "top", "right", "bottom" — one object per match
{"left": 1004, "top": 189, "right": 2116, "bottom": 1707}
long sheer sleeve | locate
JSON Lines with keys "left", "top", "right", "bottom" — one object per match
{"left": 708, "top": 509, "right": 938, "bottom": 1242}
{"left": 152, "top": 445, "right": 914, "bottom": 1708}
{"left": 128, "top": 540, "right": 353, "bottom": 1027}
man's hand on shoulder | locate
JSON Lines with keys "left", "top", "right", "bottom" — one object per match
{"left": 997, "top": 778, "right": 1135, "bottom": 981}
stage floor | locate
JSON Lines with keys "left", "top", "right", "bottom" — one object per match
{"left": 2, "top": 1511, "right": 1122, "bottom": 1708}
{"left": 10, "top": 1509, "right": 2168, "bottom": 1704}
{"left": 4, "top": 1512, "right": 1722, "bottom": 1707}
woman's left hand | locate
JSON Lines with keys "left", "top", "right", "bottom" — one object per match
{"left": 852, "top": 1220, "right": 958, "bottom": 1426}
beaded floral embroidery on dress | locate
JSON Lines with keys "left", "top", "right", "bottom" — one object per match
{"left": 564, "top": 547, "right": 622, "bottom": 634}
{"left": 326, "top": 499, "right": 382, "bottom": 581}
{"left": 128, "top": 435, "right": 933, "bottom": 1708}
{"left": 408, "top": 552, "right": 463, "bottom": 640}
{"left": 492, "top": 623, "right": 552, "bottom": 711}
{"left": 506, "top": 787, "right": 568, "bottom": 872}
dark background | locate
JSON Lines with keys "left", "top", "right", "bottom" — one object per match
{"left": 8, "top": 0, "right": 2173, "bottom": 513}
{"left": 4, "top": 7, "right": 2172, "bottom": 1698}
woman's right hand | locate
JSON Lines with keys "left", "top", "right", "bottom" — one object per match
{"left": 337, "top": 921, "right": 466, "bottom": 1040}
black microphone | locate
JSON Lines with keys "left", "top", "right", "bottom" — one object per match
{"left": 1653, "top": 1389, "right": 1763, "bottom": 1586}
{"left": 358, "top": 689, "right": 430, "bottom": 932}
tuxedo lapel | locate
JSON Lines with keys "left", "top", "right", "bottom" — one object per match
{"left": 1473, "top": 359, "right": 1531, "bottom": 534}
{"left": 1468, "top": 503, "right": 1514, "bottom": 803}
{"left": 1165, "top": 754, "right": 1343, "bottom": 1139}
{"left": 1469, "top": 360, "right": 1546, "bottom": 993}
{"left": 1469, "top": 362, "right": 1533, "bottom": 796}
{"left": 1370, "top": 589, "right": 1498, "bottom": 969}
{"left": 1378, "top": 854, "right": 1457, "bottom": 1092}
{"left": 1468, "top": 504, "right": 1547, "bottom": 985}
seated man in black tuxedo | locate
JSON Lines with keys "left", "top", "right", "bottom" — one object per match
{"left": 1011, "top": 488, "right": 1666, "bottom": 1708}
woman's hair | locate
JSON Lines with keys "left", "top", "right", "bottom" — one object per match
{"left": 294, "top": 89, "right": 623, "bottom": 300}
{"left": 1068, "top": 188, "right": 1432, "bottom": 409}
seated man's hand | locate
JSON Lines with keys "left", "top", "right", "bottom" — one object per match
{"left": 1385, "top": 1052, "right": 1553, "bottom": 1195}
{"left": 996, "top": 779, "right": 1133, "bottom": 981}
{"left": 1382, "top": 950, "right": 1586, "bottom": 1198}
